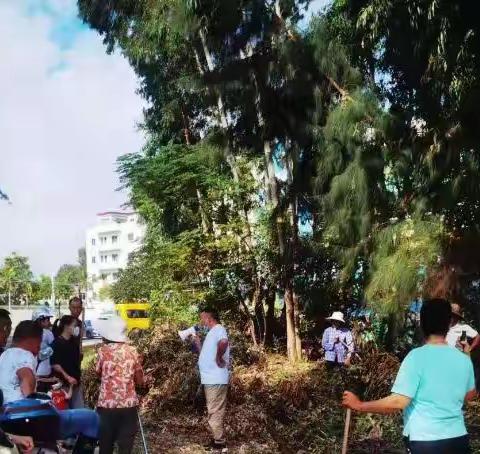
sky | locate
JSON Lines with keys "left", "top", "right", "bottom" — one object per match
{"left": 0, "top": 0, "right": 145, "bottom": 275}
{"left": 0, "top": 0, "right": 329, "bottom": 277}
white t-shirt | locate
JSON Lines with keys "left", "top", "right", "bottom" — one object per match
{"left": 198, "top": 324, "right": 230, "bottom": 385}
{"left": 0, "top": 347, "right": 36, "bottom": 403}
{"left": 37, "top": 329, "right": 54, "bottom": 377}
{"left": 446, "top": 322, "right": 479, "bottom": 348}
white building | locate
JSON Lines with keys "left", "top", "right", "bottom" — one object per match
{"left": 85, "top": 211, "right": 145, "bottom": 302}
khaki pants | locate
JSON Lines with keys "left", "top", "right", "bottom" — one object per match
{"left": 0, "top": 446, "right": 18, "bottom": 454}
{"left": 204, "top": 385, "right": 228, "bottom": 441}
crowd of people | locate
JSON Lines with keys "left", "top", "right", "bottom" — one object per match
{"left": 2, "top": 294, "right": 478, "bottom": 454}
{"left": 0, "top": 299, "right": 230, "bottom": 454}
{"left": 0, "top": 297, "right": 147, "bottom": 454}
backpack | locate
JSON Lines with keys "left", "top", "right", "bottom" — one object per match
{"left": 0, "top": 398, "right": 60, "bottom": 442}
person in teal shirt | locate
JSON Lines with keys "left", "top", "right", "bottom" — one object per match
{"left": 343, "top": 298, "right": 476, "bottom": 454}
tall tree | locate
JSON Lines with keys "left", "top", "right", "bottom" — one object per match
{"left": 31, "top": 275, "right": 53, "bottom": 302}
{"left": 0, "top": 253, "right": 33, "bottom": 305}
{"left": 55, "top": 264, "right": 84, "bottom": 301}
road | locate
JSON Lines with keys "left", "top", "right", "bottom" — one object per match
{"left": 1, "top": 305, "right": 104, "bottom": 347}
{"left": 3, "top": 305, "right": 104, "bottom": 329}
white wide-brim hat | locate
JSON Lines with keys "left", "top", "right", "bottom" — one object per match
{"left": 32, "top": 306, "right": 54, "bottom": 321}
{"left": 326, "top": 311, "right": 346, "bottom": 324}
{"left": 95, "top": 315, "right": 128, "bottom": 343}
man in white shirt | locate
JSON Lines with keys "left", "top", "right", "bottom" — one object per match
{"left": 197, "top": 309, "right": 230, "bottom": 453}
{"left": 0, "top": 321, "right": 100, "bottom": 452}
{"left": 0, "top": 320, "right": 41, "bottom": 404}
{"left": 446, "top": 304, "right": 480, "bottom": 353}
{"left": 0, "top": 312, "right": 35, "bottom": 453}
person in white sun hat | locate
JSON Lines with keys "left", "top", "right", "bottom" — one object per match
{"left": 321, "top": 311, "right": 354, "bottom": 369}
{"left": 32, "top": 306, "right": 56, "bottom": 392}
{"left": 95, "top": 315, "right": 144, "bottom": 454}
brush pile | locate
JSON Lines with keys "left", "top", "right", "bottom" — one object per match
{"left": 83, "top": 324, "right": 409, "bottom": 453}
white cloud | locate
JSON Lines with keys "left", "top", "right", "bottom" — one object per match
{"left": 0, "top": 1, "right": 145, "bottom": 275}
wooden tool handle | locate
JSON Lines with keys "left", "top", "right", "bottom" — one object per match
{"left": 341, "top": 408, "right": 352, "bottom": 454}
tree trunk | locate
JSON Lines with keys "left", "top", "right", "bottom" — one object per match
{"left": 264, "top": 141, "right": 287, "bottom": 257}
{"left": 385, "top": 313, "right": 399, "bottom": 352}
{"left": 284, "top": 284, "right": 298, "bottom": 362}
{"left": 196, "top": 189, "right": 211, "bottom": 234}
{"left": 194, "top": 37, "right": 239, "bottom": 181}
{"left": 287, "top": 154, "right": 302, "bottom": 360}
{"left": 240, "top": 297, "right": 258, "bottom": 347}
{"left": 264, "top": 287, "right": 276, "bottom": 346}
{"left": 252, "top": 65, "right": 298, "bottom": 359}
{"left": 253, "top": 283, "right": 264, "bottom": 345}
{"left": 293, "top": 290, "right": 302, "bottom": 360}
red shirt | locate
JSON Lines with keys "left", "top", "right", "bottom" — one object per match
{"left": 96, "top": 343, "right": 142, "bottom": 409}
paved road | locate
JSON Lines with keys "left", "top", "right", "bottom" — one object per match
{"left": 3, "top": 306, "right": 103, "bottom": 329}
{"left": 1, "top": 305, "right": 104, "bottom": 347}
{"left": 83, "top": 338, "right": 101, "bottom": 347}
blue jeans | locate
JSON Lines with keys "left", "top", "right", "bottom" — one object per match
{"left": 59, "top": 409, "right": 99, "bottom": 439}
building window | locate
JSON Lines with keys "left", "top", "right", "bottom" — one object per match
{"left": 113, "top": 272, "right": 119, "bottom": 279}
{"left": 100, "top": 255, "right": 107, "bottom": 263}
{"left": 112, "top": 235, "right": 118, "bottom": 244}
{"left": 91, "top": 238, "right": 96, "bottom": 246}
{"left": 100, "top": 273, "right": 107, "bottom": 280}
{"left": 100, "top": 236, "right": 107, "bottom": 245}
{"left": 128, "top": 233, "right": 134, "bottom": 241}
{"left": 92, "top": 257, "right": 96, "bottom": 264}
{"left": 112, "top": 254, "right": 118, "bottom": 263}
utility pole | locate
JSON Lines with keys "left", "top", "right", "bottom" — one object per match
{"left": 51, "top": 273, "right": 59, "bottom": 318}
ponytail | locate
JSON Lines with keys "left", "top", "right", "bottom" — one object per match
{"left": 53, "top": 315, "right": 75, "bottom": 338}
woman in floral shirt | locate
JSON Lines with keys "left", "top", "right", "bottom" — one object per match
{"left": 95, "top": 316, "right": 144, "bottom": 454}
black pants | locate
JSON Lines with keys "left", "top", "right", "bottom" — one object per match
{"left": 405, "top": 435, "right": 470, "bottom": 454}
{"left": 97, "top": 407, "right": 138, "bottom": 454}
{"left": 326, "top": 360, "right": 341, "bottom": 370}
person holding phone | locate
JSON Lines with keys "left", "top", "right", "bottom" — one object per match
{"left": 446, "top": 304, "right": 480, "bottom": 354}
{"left": 51, "top": 316, "right": 82, "bottom": 405}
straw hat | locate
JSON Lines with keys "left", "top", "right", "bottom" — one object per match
{"left": 451, "top": 303, "right": 464, "bottom": 320}
{"left": 326, "top": 311, "right": 346, "bottom": 324}
{"left": 95, "top": 315, "right": 128, "bottom": 343}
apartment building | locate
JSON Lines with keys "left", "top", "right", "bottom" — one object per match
{"left": 85, "top": 211, "right": 145, "bottom": 301}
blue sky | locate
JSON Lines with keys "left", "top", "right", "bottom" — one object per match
{"left": 0, "top": 0, "right": 144, "bottom": 274}
{"left": 26, "top": 0, "right": 87, "bottom": 49}
{"left": 0, "top": 0, "right": 329, "bottom": 275}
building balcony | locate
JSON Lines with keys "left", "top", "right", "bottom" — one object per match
{"left": 97, "top": 247, "right": 122, "bottom": 253}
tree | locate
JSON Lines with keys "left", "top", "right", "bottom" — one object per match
{"left": 31, "top": 275, "right": 53, "bottom": 302}
{"left": 55, "top": 264, "right": 84, "bottom": 301}
{"left": 78, "top": 0, "right": 480, "bottom": 354}
{"left": 0, "top": 253, "right": 33, "bottom": 305}
{"left": 0, "top": 188, "right": 9, "bottom": 201}
{"left": 98, "top": 285, "right": 112, "bottom": 302}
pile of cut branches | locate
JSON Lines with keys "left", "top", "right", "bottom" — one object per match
{"left": 83, "top": 324, "right": 407, "bottom": 453}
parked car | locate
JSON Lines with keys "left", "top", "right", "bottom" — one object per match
{"left": 83, "top": 320, "right": 98, "bottom": 339}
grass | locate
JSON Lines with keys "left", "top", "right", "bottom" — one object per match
{"left": 82, "top": 345, "right": 96, "bottom": 370}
